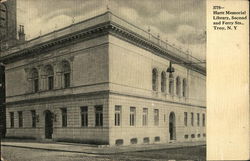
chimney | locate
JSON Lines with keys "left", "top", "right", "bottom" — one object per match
{"left": 18, "top": 25, "right": 25, "bottom": 43}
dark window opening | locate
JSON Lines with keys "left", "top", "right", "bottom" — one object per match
{"left": 130, "top": 107, "right": 136, "bottom": 126}
{"left": 18, "top": 111, "right": 23, "bottom": 128}
{"left": 34, "top": 78, "right": 39, "bottom": 92}
{"left": 31, "top": 110, "right": 36, "bottom": 128}
{"left": 95, "top": 105, "right": 103, "bottom": 127}
{"left": 64, "top": 73, "right": 70, "bottom": 88}
{"left": 202, "top": 113, "right": 205, "bottom": 127}
{"left": 48, "top": 76, "right": 54, "bottom": 90}
{"left": 142, "top": 108, "right": 148, "bottom": 126}
{"left": 184, "top": 112, "right": 188, "bottom": 126}
{"left": 130, "top": 138, "right": 138, "bottom": 144}
{"left": 10, "top": 112, "right": 14, "bottom": 128}
{"left": 81, "top": 106, "right": 88, "bottom": 127}
{"left": 115, "top": 139, "right": 123, "bottom": 146}
{"left": 61, "top": 108, "right": 67, "bottom": 127}
{"left": 197, "top": 113, "right": 200, "bottom": 126}
{"left": 152, "top": 68, "right": 158, "bottom": 91}
{"left": 154, "top": 136, "right": 160, "bottom": 142}
{"left": 161, "top": 72, "right": 166, "bottom": 92}
{"left": 115, "top": 106, "right": 121, "bottom": 126}
{"left": 143, "top": 137, "right": 150, "bottom": 143}
{"left": 191, "top": 112, "right": 194, "bottom": 126}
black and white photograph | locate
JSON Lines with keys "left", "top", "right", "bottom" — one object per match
{"left": 0, "top": 0, "right": 248, "bottom": 160}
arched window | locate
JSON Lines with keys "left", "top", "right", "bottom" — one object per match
{"left": 169, "top": 74, "right": 174, "bottom": 95}
{"left": 45, "top": 65, "right": 54, "bottom": 90}
{"left": 161, "top": 71, "right": 166, "bottom": 92}
{"left": 182, "top": 79, "right": 187, "bottom": 97}
{"left": 176, "top": 76, "right": 181, "bottom": 96}
{"left": 31, "top": 68, "right": 39, "bottom": 92}
{"left": 0, "top": 4, "right": 7, "bottom": 39}
{"left": 152, "top": 68, "right": 158, "bottom": 91}
{"left": 62, "top": 61, "right": 71, "bottom": 88}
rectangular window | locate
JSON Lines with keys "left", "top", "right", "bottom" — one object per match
{"left": 18, "top": 111, "right": 23, "bottom": 128}
{"left": 154, "top": 109, "right": 159, "bottom": 126}
{"left": 184, "top": 112, "right": 188, "bottom": 126}
{"left": 142, "top": 108, "right": 148, "bottom": 126}
{"left": 81, "top": 106, "right": 88, "bottom": 127}
{"left": 202, "top": 113, "right": 205, "bottom": 127}
{"left": 64, "top": 73, "right": 70, "bottom": 88}
{"left": 130, "top": 107, "right": 136, "bottom": 126}
{"left": 197, "top": 113, "right": 200, "bottom": 126}
{"left": 115, "top": 106, "right": 121, "bottom": 126}
{"left": 95, "top": 105, "right": 103, "bottom": 126}
{"left": 48, "top": 76, "right": 54, "bottom": 90}
{"left": 191, "top": 112, "right": 194, "bottom": 126}
{"left": 31, "top": 110, "right": 36, "bottom": 128}
{"left": 61, "top": 108, "right": 67, "bottom": 127}
{"left": 10, "top": 112, "right": 14, "bottom": 128}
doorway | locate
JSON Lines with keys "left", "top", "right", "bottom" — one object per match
{"left": 169, "top": 112, "right": 176, "bottom": 140}
{"left": 44, "top": 110, "right": 53, "bottom": 139}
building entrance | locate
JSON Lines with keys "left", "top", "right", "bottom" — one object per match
{"left": 169, "top": 112, "right": 176, "bottom": 140}
{"left": 44, "top": 110, "right": 53, "bottom": 139}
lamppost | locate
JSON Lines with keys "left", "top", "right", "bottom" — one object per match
{"left": 166, "top": 60, "right": 206, "bottom": 97}
{"left": 167, "top": 62, "right": 175, "bottom": 81}
{"left": 166, "top": 61, "right": 206, "bottom": 75}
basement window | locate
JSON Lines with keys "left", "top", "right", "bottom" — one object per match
{"left": 154, "top": 136, "right": 160, "bottom": 142}
{"left": 115, "top": 139, "right": 123, "bottom": 146}
{"left": 130, "top": 138, "right": 138, "bottom": 144}
{"left": 143, "top": 137, "right": 150, "bottom": 144}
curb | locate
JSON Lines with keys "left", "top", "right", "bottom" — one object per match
{"left": 1, "top": 143, "right": 206, "bottom": 155}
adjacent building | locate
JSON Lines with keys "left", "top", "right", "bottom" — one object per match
{"left": 0, "top": 1, "right": 206, "bottom": 146}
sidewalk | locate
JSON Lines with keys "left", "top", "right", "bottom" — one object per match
{"left": 1, "top": 139, "right": 206, "bottom": 155}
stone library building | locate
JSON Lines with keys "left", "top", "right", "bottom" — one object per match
{"left": 0, "top": 0, "right": 206, "bottom": 146}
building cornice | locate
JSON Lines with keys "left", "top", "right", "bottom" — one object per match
{"left": 5, "top": 90, "right": 205, "bottom": 109}
{"left": 0, "top": 11, "right": 206, "bottom": 75}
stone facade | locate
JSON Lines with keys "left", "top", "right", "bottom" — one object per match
{"left": 1, "top": 11, "right": 206, "bottom": 146}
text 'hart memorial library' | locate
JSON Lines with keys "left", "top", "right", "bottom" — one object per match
{"left": 0, "top": 0, "right": 206, "bottom": 146}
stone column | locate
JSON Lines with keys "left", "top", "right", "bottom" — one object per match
{"left": 69, "top": 56, "right": 74, "bottom": 87}
{"left": 166, "top": 76, "right": 169, "bottom": 95}
{"left": 179, "top": 78, "right": 182, "bottom": 98}
{"left": 173, "top": 76, "right": 176, "bottom": 97}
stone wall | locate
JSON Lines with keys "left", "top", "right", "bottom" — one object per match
{"left": 108, "top": 94, "right": 206, "bottom": 146}
{"left": 6, "top": 94, "right": 110, "bottom": 144}
{"left": 109, "top": 35, "right": 206, "bottom": 107}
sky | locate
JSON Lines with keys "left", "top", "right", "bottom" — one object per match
{"left": 17, "top": 0, "right": 206, "bottom": 60}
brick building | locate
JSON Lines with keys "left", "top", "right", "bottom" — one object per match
{"left": 0, "top": 9, "right": 206, "bottom": 145}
